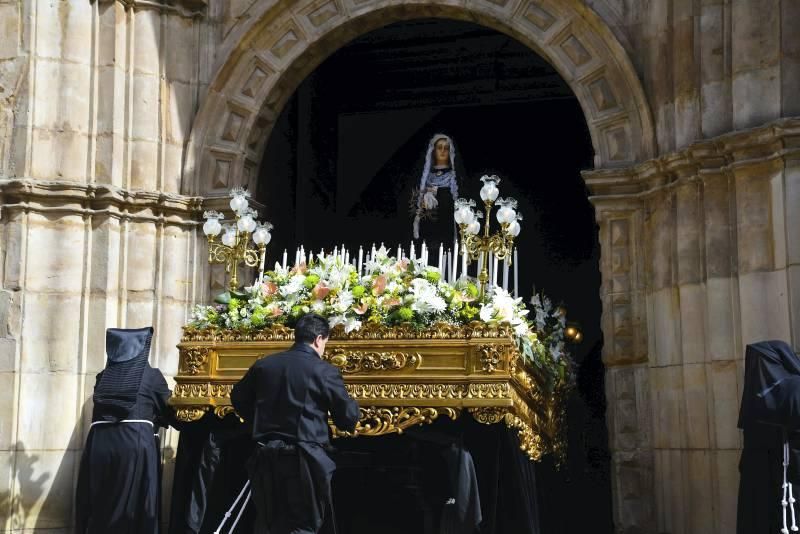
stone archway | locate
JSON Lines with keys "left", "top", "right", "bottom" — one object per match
{"left": 182, "top": 0, "right": 655, "bottom": 197}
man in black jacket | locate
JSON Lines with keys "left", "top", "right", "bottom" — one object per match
{"left": 232, "top": 313, "right": 360, "bottom": 534}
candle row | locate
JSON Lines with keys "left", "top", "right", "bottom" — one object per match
{"left": 279, "top": 241, "right": 520, "bottom": 297}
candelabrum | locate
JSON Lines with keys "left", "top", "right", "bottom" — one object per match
{"left": 202, "top": 188, "right": 273, "bottom": 293}
{"left": 454, "top": 175, "right": 522, "bottom": 300}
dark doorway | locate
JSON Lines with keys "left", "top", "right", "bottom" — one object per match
{"left": 258, "top": 18, "right": 612, "bottom": 534}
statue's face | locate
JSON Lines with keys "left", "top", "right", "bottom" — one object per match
{"left": 434, "top": 138, "right": 450, "bottom": 166}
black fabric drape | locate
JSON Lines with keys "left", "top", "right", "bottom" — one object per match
{"left": 170, "top": 415, "right": 539, "bottom": 534}
{"left": 737, "top": 340, "right": 800, "bottom": 534}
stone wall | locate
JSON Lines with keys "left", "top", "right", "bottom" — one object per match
{"left": 586, "top": 118, "right": 800, "bottom": 533}
{"left": 0, "top": 0, "right": 798, "bottom": 532}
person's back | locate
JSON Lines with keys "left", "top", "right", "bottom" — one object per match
{"left": 233, "top": 343, "right": 358, "bottom": 444}
{"left": 231, "top": 313, "right": 359, "bottom": 534}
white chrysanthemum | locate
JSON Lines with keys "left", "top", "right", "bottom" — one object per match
{"left": 311, "top": 300, "right": 326, "bottom": 313}
{"left": 328, "top": 314, "right": 346, "bottom": 328}
{"left": 479, "top": 304, "right": 495, "bottom": 323}
{"left": 514, "top": 321, "right": 530, "bottom": 337}
{"left": 333, "top": 290, "right": 354, "bottom": 313}
{"left": 409, "top": 279, "right": 446, "bottom": 314}
{"left": 280, "top": 274, "right": 305, "bottom": 297}
{"left": 344, "top": 317, "right": 362, "bottom": 333}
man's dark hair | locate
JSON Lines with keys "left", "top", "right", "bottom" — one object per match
{"left": 294, "top": 314, "right": 330, "bottom": 344}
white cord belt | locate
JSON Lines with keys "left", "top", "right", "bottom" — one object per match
{"left": 90, "top": 419, "right": 154, "bottom": 428}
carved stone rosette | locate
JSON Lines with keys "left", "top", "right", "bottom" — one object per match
{"left": 170, "top": 324, "right": 566, "bottom": 461}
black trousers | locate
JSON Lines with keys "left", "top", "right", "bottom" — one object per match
{"left": 247, "top": 441, "right": 326, "bottom": 534}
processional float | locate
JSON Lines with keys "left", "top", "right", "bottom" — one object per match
{"left": 170, "top": 179, "right": 572, "bottom": 461}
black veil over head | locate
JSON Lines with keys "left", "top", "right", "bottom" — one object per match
{"left": 93, "top": 327, "right": 154, "bottom": 421}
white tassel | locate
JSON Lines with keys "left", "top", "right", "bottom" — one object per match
{"left": 783, "top": 434, "right": 798, "bottom": 534}
{"left": 214, "top": 480, "right": 251, "bottom": 534}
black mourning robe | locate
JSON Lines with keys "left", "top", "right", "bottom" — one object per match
{"left": 737, "top": 340, "right": 800, "bottom": 534}
{"left": 76, "top": 327, "right": 173, "bottom": 534}
{"left": 231, "top": 342, "right": 360, "bottom": 534}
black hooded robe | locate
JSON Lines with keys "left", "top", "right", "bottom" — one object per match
{"left": 76, "top": 327, "right": 173, "bottom": 534}
{"left": 737, "top": 340, "right": 800, "bottom": 534}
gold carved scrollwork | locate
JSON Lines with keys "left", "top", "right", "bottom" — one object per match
{"left": 468, "top": 406, "right": 509, "bottom": 424}
{"left": 324, "top": 348, "right": 420, "bottom": 373}
{"left": 213, "top": 406, "right": 237, "bottom": 419}
{"left": 504, "top": 413, "right": 544, "bottom": 461}
{"left": 180, "top": 347, "right": 210, "bottom": 375}
{"left": 173, "top": 383, "right": 233, "bottom": 399}
{"left": 182, "top": 322, "right": 515, "bottom": 343}
{"left": 175, "top": 407, "right": 209, "bottom": 422}
{"left": 478, "top": 344, "right": 502, "bottom": 373}
{"left": 332, "top": 406, "right": 461, "bottom": 437}
{"left": 345, "top": 382, "right": 510, "bottom": 400}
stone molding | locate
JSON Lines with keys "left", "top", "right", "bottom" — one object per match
{"left": 583, "top": 117, "right": 800, "bottom": 199}
{"left": 95, "top": 0, "right": 208, "bottom": 18}
{"left": 0, "top": 178, "right": 204, "bottom": 226}
{"left": 184, "top": 0, "right": 656, "bottom": 197}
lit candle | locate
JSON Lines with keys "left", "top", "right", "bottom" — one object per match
{"left": 513, "top": 248, "right": 519, "bottom": 297}
{"left": 502, "top": 257, "right": 509, "bottom": 291}
{"left": 438, "top": 244, "right": 444, "bottom": 273}
{"left": 282, "top": 249, "right": 288, "bottom": 270}
{"left": 372, "top": 243, "right": 377, "bottom": 257}
{"left": 410, "top": 241, "right": 416, "bottom": 260}
{"left": 358, "top": 246, "right": 364, "bottom": 274}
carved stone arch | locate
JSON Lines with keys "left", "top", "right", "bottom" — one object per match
{"left": 183, "top": 0, "right": 655, "bottom": 197}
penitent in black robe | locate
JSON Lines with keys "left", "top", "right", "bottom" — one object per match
{"left": 737, "top": 340, "right": 800, "bottom": 534}
{"left": 76, "top": 327, "right": 173, "bottom": 534}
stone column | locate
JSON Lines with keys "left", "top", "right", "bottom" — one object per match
{"left": 586, "top": 117, "right": 800, "bottom": 534}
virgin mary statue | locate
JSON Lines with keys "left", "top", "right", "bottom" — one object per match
{"left": 412, "top": 133, "right": 460, "bottom": 249}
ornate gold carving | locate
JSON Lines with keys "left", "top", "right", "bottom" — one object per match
{"left": 332, "top": 407, "right": 461, "bottom": 438}
{"left": 213, "top": 406, "right": 237, "bottom": 419}
{"left": 504, "top": 413, "right": 544, "bottom": 461}
{"left": 324, "top": 348, "right": 420, "bottom": 373}
{"left": 478, "top": 344, "right": 502, "bottom": 373}
{"left": 175, "top": 407, "right": 209, "bottom": 422}
{"left": 345, "top": 382, "right": 510, "bottom": 400}
{"left": 180, "top": 347, "right": 210, "bottom": 375}
{"left": 182, "top": 322, "right": 516, "bottom": 343}
{"left": 173, "top": 383, "right": 233, "bottom": 398}
{"left": 469, "top": 406, "right": 509, "bottom": 424}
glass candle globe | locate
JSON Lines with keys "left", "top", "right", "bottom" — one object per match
{"left": 479, "top": 175, "right": 500, "bottom": 202}
{"left": 202, "top": 211, "right": 222, "bottom": 236}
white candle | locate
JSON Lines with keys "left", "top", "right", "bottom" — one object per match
{"left": 300, "top": 246, "right": 305, "bottom": 265}
{"left": 410, "top": 242, "right": 416, "bottom": 260}
{"left": 333, "top": 246, "right": 338, "bottom": 261}
{"left": 513, "top": 248, "right": 519, "bottom": 297}
{"left": 445, "top": 251, "right": 451, "bottom": 283}
{"left": 502, "top": 257, "right": 509, "bottom": 291}
{"left": 345, "top": 250, "right": 350, "bottom": 265}
{"left": 371, "top": 243, "right": 377, "bottom": 257}
{"left": 295, "top": 247, "right": 300, "bottom": 267}
{"left": 452, "top": 239, "right": 459, "bottom": 281}
{"left": 461, "top": 248, "right": 468, "bottom": 280}
{"left": 282, "top": 249, "right": 288, "bottom": 270}
{"left": 358, "top": 246, "right": 364, "bottom": 274}
{"left": 492, "top": 254, "right": 499, "bottom": 287}
{"left": 488, "top": 252, "right": 493, "bottom": 285}
{"left": 477, "top": 253, "right": 483, "bottom": 279}
{"left": 397, "top": 244, "right": 402, "bottom": 260}
{"left": 438, "top": 244, "right": 444, "bottom": 273}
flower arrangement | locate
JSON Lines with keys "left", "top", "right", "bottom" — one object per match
{"left": 189, "top": 247, "right": 571, "bottom": 392}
